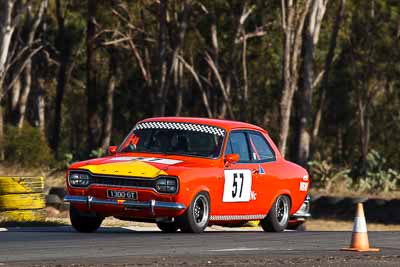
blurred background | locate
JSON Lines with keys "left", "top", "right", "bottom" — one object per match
{"left": 0, "top": 0, "right": 399, "bottom": 204}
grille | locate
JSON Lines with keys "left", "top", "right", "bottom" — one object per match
{"left": 91, "top": 175, "right": 156, "bottom": 188}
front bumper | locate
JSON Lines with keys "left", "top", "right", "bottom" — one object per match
{"left": 64, "top": 195, "right": 186, "bottom": 216}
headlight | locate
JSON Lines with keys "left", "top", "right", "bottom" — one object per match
{"left": 69, "top": 172, "right": 90, "bottom": 187}
{"left": 155, "top": 176, "right": 178, "bottom": 193}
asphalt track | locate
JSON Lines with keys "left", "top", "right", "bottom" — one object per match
{"left": 0, "top": 226, "right": 399, "bottom": 266}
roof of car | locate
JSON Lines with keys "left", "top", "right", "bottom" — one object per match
{"left": 140, "top": 117, "right": 267, "bottom": 133}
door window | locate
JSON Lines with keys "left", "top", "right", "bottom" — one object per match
{"left": 226, "top": 132, "right": 250, "bottom": 162}
{"left": 248, "top": 132, "right": 275, "bottom": 162}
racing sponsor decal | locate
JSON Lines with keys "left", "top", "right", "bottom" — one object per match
{"left": 299, "top": 181, "right": 308, "bottom": 192}
{"left": 250, "top": 190, "right": 257, "bottom": 200}
{"left": 258, "top": 164, "right": 265, "bottom": 175}
{"left": 223, "top": 170, "right": 252, "bottom": 202}
{"left": 109, "top": 156, "right": 182, "bottom": 165}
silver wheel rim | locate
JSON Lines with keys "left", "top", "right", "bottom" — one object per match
{"left": 192, "top": 195, "right": 209, "bottom": 227}
{"left": 276, "top": 196, "right": 289, "bottom": 226}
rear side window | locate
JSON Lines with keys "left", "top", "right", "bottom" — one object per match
{"left": 248, "top": 133, "right": 275, "bottom": 161}
{"left": 227, "top": 132, "right": 250, "bottom": 161}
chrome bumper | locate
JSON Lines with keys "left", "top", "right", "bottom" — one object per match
{"left": 291, "top": 195, "right": 311, "bottom": 220}
{"left": 292, "top": 210, "right": 311, "bottom": 220}
{"left": 64, "top": 195, "right": 186, "bottom": 215}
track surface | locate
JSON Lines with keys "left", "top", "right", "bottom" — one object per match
{"left": 0, "top": 226, "right": 399, "bottom": 266}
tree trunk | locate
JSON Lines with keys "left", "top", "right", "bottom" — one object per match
{"left": 241, "top": 27, "right": 249, "bottom": 121}
{"left": 100, "top": 50, "right": 117, "bottom": 150}
{"left": 0, "top": 1, "right": 15, "bottom": 77}
{"left": 86, "top": 0, "right": 100, "bottom": 153}
{"left": 37, "top": 80, "right": 45, "bottom": 134}
{"left": 310, "top": 0, "right": 346, "bottom": 159}
{"left": 177, "top": 55, "right": 213, "bottom": 117}
{"left": 17, "top": 61, "right": 31, "bottom": 128}
{"left": 358, "top": 93, "right": 369, "bottom": 174}
{"left": 295, "top": 0, "right": 328, "bottom": 166}
{"left": 51, "top": 0, "right": 69, "bottom": 157}
{"left": 278, "top": 0, "right": 312, "bottom": 157}
{"left": 174, "top": 59, "right": 183, "bottom": 116}
{"left": 16, "top": 0, "right": 47, "bottom": 129}
{"left": 155, "top": 0, "right": 168, "bottom": 116}
{"left": 0, "top": 0, "right": 17, "bottom": 160}
{"left": 10, "top": 79, "right": 21, "bottom": 121}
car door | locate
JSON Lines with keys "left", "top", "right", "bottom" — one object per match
{"left": 246, "top": 131, "right": 278, "bottom": 214}
{"left": 218, "top": 131, "right": 260, "bottom": 217}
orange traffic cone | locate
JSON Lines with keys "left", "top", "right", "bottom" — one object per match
{"left": 341, "top": 202, "right": 379, "bottom": 252}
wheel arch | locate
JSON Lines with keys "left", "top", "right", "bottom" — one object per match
{"left": 270, "top": 189, "right": 293, "bottom": 214}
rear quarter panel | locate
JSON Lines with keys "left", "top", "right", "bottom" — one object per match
{"left": 268, "top": 160, "right": 309, "bottom": 214}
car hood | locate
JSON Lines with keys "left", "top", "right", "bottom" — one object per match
{"left": 69, "top": 154, "right": 219, "bottom": 178}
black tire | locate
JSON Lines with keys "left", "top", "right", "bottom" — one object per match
{"left": 157, "top": 222, "right": 179, "bottom": 233}
{"left": 178, "top": 192, "right": 210, "bottom": 233}
{"left": 70, "top": 205, "right": 103, "bottom": 233}
{"left": 260, "top": 195, "right": 291, "bottom": 232}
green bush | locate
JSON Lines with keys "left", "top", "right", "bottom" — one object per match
{"left": 2, "top": 126, "right": 54, "bottom": 167}
{"left": 310, "top": 150, "right": 400, "bottom": 194}
{"left": 356, "top": 150, "right": 399, "bottom": 193}
{"left": 308, "top": 160, "right": 352, "bottom": 192}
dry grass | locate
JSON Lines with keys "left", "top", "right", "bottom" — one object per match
{"left": 309, "top": 188, "right": 400, "bottom": 199}
{"left": 305, "top": 219, "right": 400, "bottom": 231}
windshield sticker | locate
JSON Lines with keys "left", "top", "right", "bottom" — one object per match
{"left": 110, "top": 156, "right": 182, "bottom": 165}
{"left": 134, "top": 121, "right": 226, "bottom": 136}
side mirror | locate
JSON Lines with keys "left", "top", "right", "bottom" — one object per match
{"left": 225, "top": 154, "right": 240, "bottom": 165}
{"left": 108, "top": 146, "right": 117, "bottom": 155}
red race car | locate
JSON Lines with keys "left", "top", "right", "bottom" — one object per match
{"left": 64, "top": 117, "right": 310, "bottom": 233}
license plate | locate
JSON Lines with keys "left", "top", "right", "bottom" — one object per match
{"left": 107, "top": 190, "right": 137, "bottom": 200}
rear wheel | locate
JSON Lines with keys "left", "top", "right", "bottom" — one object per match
{"left": 70, "top": 205, "right": 103, "bottom": 233}
{"left": 157, "top": 222, "right": 179, "bottom": 233}
{"left": 178, "top": 192, "right": 210, "bottom": 233}
{"left": 260, "top": 195, "right": 291, "bottom": 232}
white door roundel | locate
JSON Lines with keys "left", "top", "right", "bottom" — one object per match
{"left": 223, "top": 170, "right": 252, "bottom": 202}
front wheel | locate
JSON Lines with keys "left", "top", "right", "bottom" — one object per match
{"left": 70, "top": 205, "right": 103, "bottom": 233}
{"left": 260, "top": 195, "right": 291, "bottom": 232}
{"left": 178, "top": 192, "right": 210, "bottom": 233}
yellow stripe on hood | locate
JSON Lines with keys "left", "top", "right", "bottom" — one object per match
{"left": 79, "top": 160, "right": 168, "bottom": 178}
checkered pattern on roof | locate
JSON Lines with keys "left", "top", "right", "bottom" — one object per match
{"left": 133, "top": 121, "right": 226, "bottom": 136}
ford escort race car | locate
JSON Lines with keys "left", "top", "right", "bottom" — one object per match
{"left": 64, "top": 117, "right": 310, "bottom": 233}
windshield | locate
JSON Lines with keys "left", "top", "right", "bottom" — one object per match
{"left": 118, "top": 122, "right": 226, "bottom": 158}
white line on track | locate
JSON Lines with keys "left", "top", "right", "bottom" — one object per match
{"left": 209, "top": 247, "right": 295, "bottom": 252}
{"left": 210, "top": 247, "right": 286, "bottom": 252}
{"left": 0, "top": 228, "right": 8, "bottom": 232}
